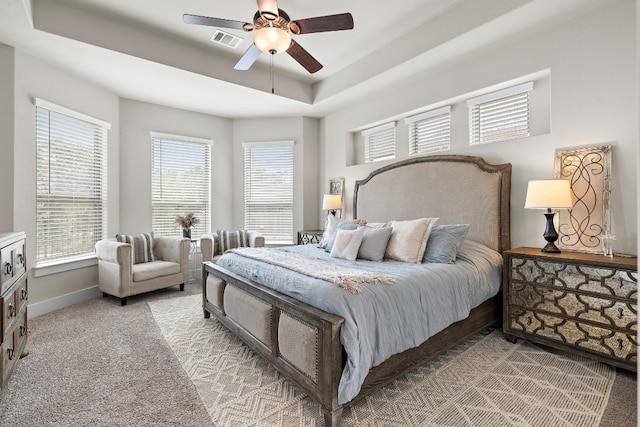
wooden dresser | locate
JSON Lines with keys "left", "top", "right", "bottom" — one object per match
{"left": 503, "top": 247, "right": 637, "bottom": 371}
{"left": 0, "top": 232, "right": 28, "bottom": 391}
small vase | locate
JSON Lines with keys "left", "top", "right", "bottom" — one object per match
{"left": 182, "top": 228, "right": 192, "bottom": 239}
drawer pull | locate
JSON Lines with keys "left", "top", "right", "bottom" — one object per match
{"left": 617, "top": 339, "right": 624, "bottom": 350}
{"left": 17, "top": 253, "right": 24, "bottom": 265}
{"left": 20, "top": 325, "right": 27, "bottom": 337}
{"left": 7, "top": 348, "right": 14, "bottom": 361}
{"left": 21, "top": 288, "right": 27, "bottom": 300}
{"left": 617, "top": 307, "right": 624, "bottom": 319}
{"left": 527, "top": 316, "right": 532, "bottom": 325}
{"left": 4, "top": 262, "right": 12, "bottom": 275}
{"left": 7, "top": 303, "right": 15, "bottom": 317}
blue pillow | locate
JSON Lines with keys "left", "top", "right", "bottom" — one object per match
{"left": 422, "top": 224, "right": 470, "bottom": 264}
{"left": 325, "top": 222, "right": 359, "bottom": 252}
{"left": 357, "top": 226, "right": 393, "bottom": 262}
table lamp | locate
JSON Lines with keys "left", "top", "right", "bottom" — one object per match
{"left": 524, "top": 179, "right": 573, "bottom": 253}
{"left": 322, "top": 194, "right": 342, "bottom": 217}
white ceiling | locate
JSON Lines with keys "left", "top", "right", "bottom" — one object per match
{"left": 0, "top": 0, "right": 609, "bottom": 118}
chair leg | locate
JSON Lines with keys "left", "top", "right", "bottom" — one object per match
{"left": 179, "top": 283, "right": 185, "bottom": 291}
{"left": 121, "top": 298, "right": 127, "bottom": 306}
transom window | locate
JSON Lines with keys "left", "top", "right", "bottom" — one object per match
{"left": 467, "top": 82, "right": 533, "bottom": 145}
{"left": 362, "top": 122, "right": 396, "bottom": 163}
{"left": 406, "top": 106, "right": 451, "bottom": 155}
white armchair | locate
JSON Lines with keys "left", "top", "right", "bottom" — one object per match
{"left": 95, "top": 235, "right": 190, "bottom": 305}
{"left": 201, "top": 230, "right": 265, "bottom": 263}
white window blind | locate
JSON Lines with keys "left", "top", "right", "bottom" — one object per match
{"left": 243, "top": 141, "right": 294, "bottom": 245}
{"left": 151, "top": 133, "right": 212, "bottom": 237}
{"left": 467, "top": 82, "right": 533, "bottom": 145}
{"left": 35, "top": 100, "right": 110, "bottom": 265}
{"left": 406, "top": 106, "right": 451, "bottom": 155}
{"left": 362, "top": 122, "right": 396, "bottom": 163}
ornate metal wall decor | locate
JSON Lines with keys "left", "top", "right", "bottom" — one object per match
{"left": 554, "top": 145, "right": 611, "bottom": 253}
{"left": 329, "top": 177, "right": 345, "bottom": 218}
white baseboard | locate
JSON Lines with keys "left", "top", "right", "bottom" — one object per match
{"left": 28, "top": 285, "right": 102, "bottom": 318}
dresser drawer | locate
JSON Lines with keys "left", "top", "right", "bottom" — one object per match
{"left": 0, "top": 240, "right": 26, "bottom": 294}
{"left": 1, "top": 326, "right": 18, "bottom": 389}
{"left": 1, "top": 278, "right": 21, "bottom": 342}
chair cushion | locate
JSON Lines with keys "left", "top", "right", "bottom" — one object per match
{"left": 116, "top": 232, "right": 155, "bottom": 264}
{"left": 132, "top": 260, "right": 180, "bottom": 282}
{"left": 218, "top": 230, "right": 250, "bottom": 254}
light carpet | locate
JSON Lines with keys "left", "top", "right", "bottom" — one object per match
{"left": 149, "top": 294, "right": 616, "bottom": 427}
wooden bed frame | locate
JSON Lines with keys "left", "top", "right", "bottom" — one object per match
{"left": 202, "top": 155, "right": 511, "bottom": 426}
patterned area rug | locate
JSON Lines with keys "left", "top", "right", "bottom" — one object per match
{"left": 149, "top": 294, "right": 616, "bottom": 427}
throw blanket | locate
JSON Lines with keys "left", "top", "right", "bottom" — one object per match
{"left": 228, "top": 247, "right": 395, "bottom": 293}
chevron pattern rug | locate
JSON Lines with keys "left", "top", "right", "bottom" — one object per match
{"left": 149, "top": 294, "right": 616, "bottom": 427}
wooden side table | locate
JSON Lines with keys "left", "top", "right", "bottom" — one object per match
{"left": 297, "top": 230, "right": 324, "bottom": 245}
{"left": 503, "top": 247, "right": 637, "bottom": 371}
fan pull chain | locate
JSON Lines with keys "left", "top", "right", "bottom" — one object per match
{"left": 270, "top": 51, "right": 275, "bottom": 94}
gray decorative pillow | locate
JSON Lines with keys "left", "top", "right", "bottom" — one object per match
{"left": 218, "top": 230, "right": 250, "bottom": 254}
{"left": 357, "top": 226, "right": 393, "bottom": 262}
{"left": 330, "top": 228, "right": 365, "bottom": 261}
{"left": 320, "top": 215, "right": 367, "bottom": 248}
{"left": 422, "top": 224, "right": 470, "bottom": 264}
{"left": 325, "top": 222, "right": 359, "bottom": 253}
{"left": 115, "top": 232, "right": 155, "bottom": 264}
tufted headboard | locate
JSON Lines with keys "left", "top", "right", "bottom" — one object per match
{"left": 353, "top": 155, "right": 512, "bottom": 253}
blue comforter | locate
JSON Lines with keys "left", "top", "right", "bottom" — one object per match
{"left": 216, "top": 240, "right": 502, "bottom": 404}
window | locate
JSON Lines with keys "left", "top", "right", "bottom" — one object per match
{"left": 362, "top": 122, "right": 396, "bottom": 163}
{"left": 406, "top": 106, "right": 451, "bottom": 155}
{"left": 35, "top": 99, "right": 110, "bottom": 265}
{"left": 243, "top": 141, "right": 294, "bottom": 245}
{"left": 467, "top": 82, "right": 533, "bottom": 145}
{"left": 151, "top": 133, "right": 211, "bottom": 237}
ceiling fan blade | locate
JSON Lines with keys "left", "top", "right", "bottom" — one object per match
{"left": 286, "top": 40, "right": 323, "bottom": 74}
{"left": 183, "top": 14, "right": 248, "bottom": 31}
{"left": 290, "top": 13, "right": 354, "bottom": 35}
{"left": 234, "top": 44, "right": 263, "bottom": 71}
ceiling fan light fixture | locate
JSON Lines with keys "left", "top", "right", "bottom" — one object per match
{"left": 253, "top": 27, "right": 291, "bottom": 54}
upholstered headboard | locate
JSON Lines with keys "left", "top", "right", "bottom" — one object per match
{"left": 353, "top": 155, "right": 511, "bottom": 253}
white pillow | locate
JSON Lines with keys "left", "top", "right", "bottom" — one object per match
{"left": 330, "top": 228, "right": 365, "bottom": 261}
{"left": 320, "top": 215, "right": 366, "bottom": 248}
{"left": 384, "top": 218, "right": 438, "bottom": 263}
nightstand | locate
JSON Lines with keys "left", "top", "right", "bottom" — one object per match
{"left": 297, "top": 230, "right": 324, "bottom": 245}
{"left": 503, "top": 247, "right": 637, "bottom": 371}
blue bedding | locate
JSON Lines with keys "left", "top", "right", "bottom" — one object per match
{"left": 215, "top": 239, "right": 502, "bottom": 404}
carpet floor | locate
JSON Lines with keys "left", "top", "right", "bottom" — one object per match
{"left": 0, "top": 282, "right": 636, "bottom": 426}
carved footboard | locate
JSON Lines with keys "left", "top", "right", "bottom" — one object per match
{"left": 202, "top": 261, "right": 346, "bottom": 426}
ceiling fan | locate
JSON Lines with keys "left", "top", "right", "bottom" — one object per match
{"left": 183, "top": 0, "right": 354, "bottom": 74}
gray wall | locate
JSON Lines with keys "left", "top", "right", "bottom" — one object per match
{"left": 320, "top": 1, "right": 638, "bottom": 255}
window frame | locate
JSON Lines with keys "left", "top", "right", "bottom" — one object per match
{"left": 362, "top": 122, "right": 396, "bottom": 163}
{"left": 467, "top": 82, "right": 534, "bottom": 145}
{"left": 150, "top": 132, "right": 212, "bottom": 238}
{"left": 405, "top": 106, "right": 452, "bottom": 155}
{"left": 34, "top": 98, "right": 110, "bottom": 268}
{"left": 243, "top": 140, "right": 294, "bottom": 245}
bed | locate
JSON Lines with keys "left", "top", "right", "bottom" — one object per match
{"left": 202, "top": 155, "right": 511, "bottom": 426}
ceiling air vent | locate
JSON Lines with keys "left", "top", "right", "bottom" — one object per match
{"left": 209, "top": 30, "right": 243, "bottom": 49}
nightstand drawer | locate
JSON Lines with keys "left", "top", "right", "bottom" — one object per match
{"left": 509, "top": 257, "right": 638, "bottom": 299}
{"left": 509, "top": 309, "right": 637, "bottom": 361}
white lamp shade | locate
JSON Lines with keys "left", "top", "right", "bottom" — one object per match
{"left": 253, "top": 27, "right": 291, "bottom": 54}
{"left": 524, "top": 179, "right": 573, "bottom": 209}
{"left": 322, "top": 194, "right": 342, "bottom": 210}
